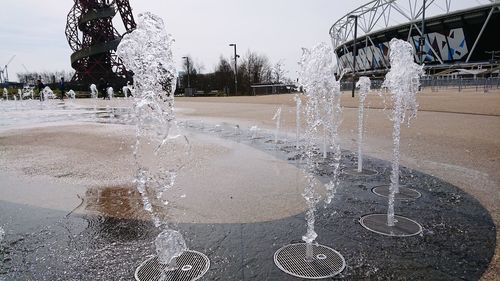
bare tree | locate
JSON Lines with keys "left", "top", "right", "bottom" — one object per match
{"left": 272, "top": 60, "right": 288, "bottom": 84}
{"left": 214, "top": 56, "right": 233, "bottom": 93}
{"left": 238, "top": 51, "right": 272, "bottom": 94}
{"left": 17, "top": 70, "right": 74, "bottom": 85}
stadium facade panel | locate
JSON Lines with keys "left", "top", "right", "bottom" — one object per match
{"left": 332, "top": 2, "right": 500, "bottom": 77}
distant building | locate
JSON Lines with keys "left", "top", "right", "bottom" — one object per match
{"left": 250, "top": 84, "right": 296, "bottom": 95}
{"left": 330, "top": 1, "right": 500, "bottom": 78}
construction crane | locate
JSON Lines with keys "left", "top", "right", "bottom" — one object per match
{"left": 0, "top": 55, "right": 16, "bottom": 84}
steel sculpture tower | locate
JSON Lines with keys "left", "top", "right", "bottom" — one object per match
{"left": 65, "top": 0, "right": 136, "bottom": 85}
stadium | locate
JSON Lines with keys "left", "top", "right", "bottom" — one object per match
{"left": 329, "top": 0, "right": 500, "bottom": 79}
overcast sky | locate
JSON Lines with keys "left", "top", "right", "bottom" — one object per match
{"left": 0, "top": 0, "right": 485, "bottom": 82}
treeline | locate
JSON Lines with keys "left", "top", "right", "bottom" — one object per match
{"left": 12, "top": 51, "right": 293, "bottom": 96}
{"left": 179, "top": 51, "right": 291, "bottom": 95}
{"left": 16, "top": 70, "right": 74, "bottom": 85}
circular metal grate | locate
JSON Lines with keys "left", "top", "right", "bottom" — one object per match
{"left": 135, "top": 250, "right": 210, "bottom": 281}
{"left": 372, "top": 185, "right": 421, "bottom": 200}
{"left": 274, "top": 243, "right": 346, "bottom": 279}
{"left": 342, "top": 167, "right": 378, "bottom": 176}
{"left": 360, "top": 214, "right": 422, "bottom": 237}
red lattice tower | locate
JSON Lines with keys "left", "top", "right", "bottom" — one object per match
{"left": 65, "top": 0, "right": 136, "bottom": 85}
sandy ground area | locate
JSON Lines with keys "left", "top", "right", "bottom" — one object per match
{"left": 174, "top": 88, "right": 500, "bottom": 219}
{"left": 0, "top": 87, "right": 498, "bottom": 279}
{"left": 0, "top": 123, "right": 311, "bottom": 224}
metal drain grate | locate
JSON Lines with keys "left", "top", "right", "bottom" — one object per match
{"left": 342, "top": 167, "right": 378, "bottom": 176}
{"left": 135, "top": 250, "right": 210, "bottom": 281}
{"left": 274, "top": 243, "right": 345, "bottom": 279}
{"left": 360, "top": 214, "right": 422, "bottom": 237}
{"left": 372, "top": 185, "right": 421, "bottom": 200}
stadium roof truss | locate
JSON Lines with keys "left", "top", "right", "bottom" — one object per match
{"left": 329, "top": 0, "right": 500, "bottom": 76}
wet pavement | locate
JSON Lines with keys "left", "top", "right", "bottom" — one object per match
{"left": 0, "top": 121, "right": 496, "bottom": 280}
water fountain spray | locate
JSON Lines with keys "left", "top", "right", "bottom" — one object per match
{"left": 272, "top": 106, "right": 282, "bottom": 144}
{"left": 22, "top": 86, "right": 34, "bottom": 100}
{"left": 274, "top": 42, "right": 345, "bottom": 279}
{"left": 0, "top": 226, "right": 4, "bottom": 243}
{"left": 42, "top": 87, "right": 53, "bottom": 101}
{"left": 117, "top": 11, "right": 185, "bottom": 267}
{"left": 90, "top": 84, "right": 98, "bottom": 99}
{"left": 383, "top": 38, "right": 423, "bottom": 226}
{"left": 107, "top": 87, "right": 114, "bottom": 100}
{"left": 294, "top": 93, "right": 301, "bottom": 149}
{"left": 359, "top": 38, "right": 423, "bottom": 237}
{"left": 90, "top": 84, "right": 98, "bottom": 118}
{"left": 356, "top": 77, "right": 370, "bottom": 173}
{"left": 67, "top": 90, "right": 76, "bottom": 100}
{"left": 123, "top": 82, "right": 134, "bottom": 98}
{"left": 317, "top": 55, "right": 343, "bottom": 206}
{"left": 300, "top": 42, "right": 344, "bottom": 250}
{"left": 250, "top": 125, "right": 259, "bottom": 139}
{"left": 342, "top": 76, "right": 378, "bottom": 177}
{"left": 117, "top": 13, "right": 209, "bottom": 280}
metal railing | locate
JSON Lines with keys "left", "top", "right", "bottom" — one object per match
{"left": 341, "top": 77, "right": 500, "bottom": 92}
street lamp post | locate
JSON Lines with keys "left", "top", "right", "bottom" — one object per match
{"left": 348, "top": 15, "right": 358, "bottom": 98}
{"left": 420, "top": 0, "right": 427, "bottom": 65}
{"left": 182, "top": 56, "right": 191, "bottom": 88}
{"left": 229, "top": 43, "right": 239, "bottom": 95}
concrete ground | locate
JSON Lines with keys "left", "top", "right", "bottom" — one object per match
{"left": 175, "top": 88, "right": 500, "bottom": 280}
{"left": 0, "top": 87, "right": 498, "bottom": 279}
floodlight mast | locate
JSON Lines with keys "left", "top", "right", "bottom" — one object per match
{"left": 229, "top": 43, "right": 239, "bottom": 95}
{"left": 420, "top": 0, "right": 427, "bottom": 65}
{"left": 182, "top": 56, "right": 191, "bottom": 88}
{"left": 347, "top": 15, "right": 358, "bottom": 98}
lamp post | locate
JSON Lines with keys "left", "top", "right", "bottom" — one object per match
{"left": 348, "top": 15, "right": 358, "bottom": 98}
{"left": 182, "top": 56, "right": 191, "bottom": 88}
{"left": 420, "top": 0, "right": 427, "bottom": 65}
{"left": 229, "top": 43, "right": 239, "bottom": 95}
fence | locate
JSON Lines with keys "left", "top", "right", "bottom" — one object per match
{"left": 341, "top": 77, "right": 500, "bottom": 93}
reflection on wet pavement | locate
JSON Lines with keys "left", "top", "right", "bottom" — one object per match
{"left": 84, "top": 186, "right": 183, "bottom": 224}
{"left": 85, "top": 186, "right": 144, "bottom": 220}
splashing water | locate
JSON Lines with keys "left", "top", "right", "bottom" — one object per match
{"left": 294, "top": 93, "right": 302, "bottom": 149}
{"left": 42, "top": 86, "right": 54, "bottom": 100}
{"left": 90, "top": 84, "right": 98, "bottom": 118}
{"left": 90, "top": 84, "right": 98, "bottom": 99}
{"left": 233, "top": 124, "right": 241, "bottom": 137}
{"left": 0, "top": 226, "right": 4, "bottom": 242}
{"left": 299, "top": 42, "right": 342, "bottom": 260}
{"left": 17, "top": 89, "right": 22, "bottom": 100}
{"left": 356, "top": 77, "right": 371, "bottom": 172}
{"left": 117, "top": 12, "right": 189, "bottom": 267}
{"left": 272, "top": 106, "right": 282, "bottom": 144}
{"left": 22, "top": 86, "right": 34, "bottom": 99}
{"left": 2, "top": 88, "right": 7, "bottom": 100}
{"left": 250, "top": 125, "right": 259, "bottom": 139}
{"left": 67, "top": 90, "right": 76, "bottom": 99}
{"left": 155, "top": 229, "right": 187, "bottom": 269}
{"left": 123, "top": 82, "right": 134, "bottom": 98}
{"left": 107, "top": 87, "right": 114, "bottom": 99}
{"left": 382, "top": 38, "right": 424, "bottom": 226}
